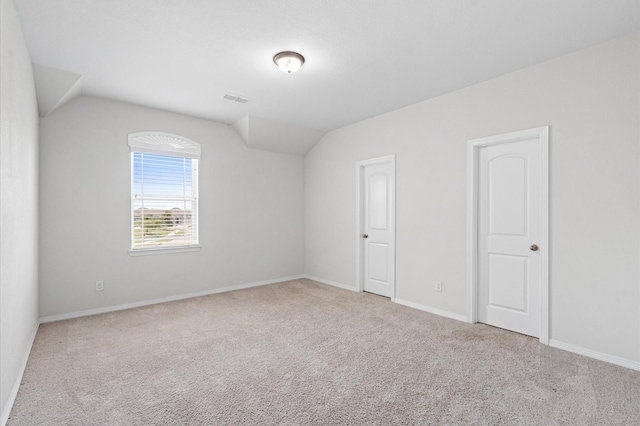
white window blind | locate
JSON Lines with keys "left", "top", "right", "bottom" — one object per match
{"left": 129, "top": 133, "right": 200, "bottom": 252}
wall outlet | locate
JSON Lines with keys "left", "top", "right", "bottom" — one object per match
{"left": 435, "top": 281, "right": 442, "bottom": 292}
{"left": 95, "top": 280, "right": 104, "bottom": 292}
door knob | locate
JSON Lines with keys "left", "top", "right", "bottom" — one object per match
{"left": 362, "top": 234, "right": 368, "bottom": 239}
{"left": 530, "top": 244, "right": 539, "bottom": 251}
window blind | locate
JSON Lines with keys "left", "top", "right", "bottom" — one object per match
{"left": 131, "top": 152, "right": 199, "bottom": 249}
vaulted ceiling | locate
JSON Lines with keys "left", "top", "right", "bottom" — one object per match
{"left": 13, "top": 0, "right": 640, "bottom": 155}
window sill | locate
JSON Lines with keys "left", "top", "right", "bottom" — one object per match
{"left": 128, "top": 245, "right": 201, "bottom": 257}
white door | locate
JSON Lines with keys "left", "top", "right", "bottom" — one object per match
{"left": 477, "top": 136, "right": 543, "bottom": 337}
{"left": 357, "top": 156, "right": 395, "bottom": 298}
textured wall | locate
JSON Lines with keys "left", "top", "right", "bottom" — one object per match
{"left": 0, "top": 0, "right": 40, "bottom": 421}
{"left": 305, "top": 33, "right": 640, "bottom": 362}
{"left": 39, "top": 96, "right": 304, "bottom": 317}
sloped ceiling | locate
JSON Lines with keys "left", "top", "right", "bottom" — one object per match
{"left": 13, "top": 0, "right": 640, "bottom": 155}
{"left": 232, "top": 116, "right": 325, "bottom": 156}
{"left": 32, "top": 64, "right": 83, "bottom": 117}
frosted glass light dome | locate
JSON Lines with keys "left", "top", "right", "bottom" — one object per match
{"left": 273, "top": 51, "right": 305, "bottom": 74}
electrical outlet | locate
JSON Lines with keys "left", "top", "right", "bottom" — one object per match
{"left": 435, "top": 281, "right": 442, "bottom": 292}
{"left": 95, "top": 280, "right": 104, "bottom": 292}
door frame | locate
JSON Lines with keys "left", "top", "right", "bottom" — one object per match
{"left": 466, "top": 127, "right": 549, "bottom": 344}
{"left": 356, "top": 155, "right": 396, "bottom": 300}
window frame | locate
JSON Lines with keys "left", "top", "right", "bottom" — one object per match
{"left": 128, "top": 132, "right": 201, "bottom": 256}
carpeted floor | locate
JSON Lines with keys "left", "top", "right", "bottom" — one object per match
{"left": 8, "top": 279, "right": 640, "bottom": 425}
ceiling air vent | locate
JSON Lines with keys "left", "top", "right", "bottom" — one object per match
{"left": 223, "top": 93, "right": 249, "bottom": 103}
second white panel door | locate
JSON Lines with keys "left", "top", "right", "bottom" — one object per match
{"left": 363, "top": 161, "right": 395, "bottom": 298}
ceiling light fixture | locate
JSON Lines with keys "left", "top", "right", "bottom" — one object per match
{"left": 273, "top": 51, "right": 305, "bottom": 74}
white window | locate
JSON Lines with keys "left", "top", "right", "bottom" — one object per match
{"left": 128, "top": 132, "right": 200, "bottom": 255}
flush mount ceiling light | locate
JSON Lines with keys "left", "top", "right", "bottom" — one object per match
{"left": 273, "top": 51, "right": 305, "bottom": 74}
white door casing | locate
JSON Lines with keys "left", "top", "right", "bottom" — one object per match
{"left": 356, "top": 155, "right": 396, "bottom": 299}
{"left": 467, "top": 127, "right": 549, "bottom": 343}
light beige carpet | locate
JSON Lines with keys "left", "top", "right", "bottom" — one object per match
{"left": 8, "top": 279, "right": 640, "bottom": 425}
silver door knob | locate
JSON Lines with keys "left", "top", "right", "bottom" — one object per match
{"left": 362, "top": 234, "right": 368, "bottom": 239}
{"left": 530, "top": 244, "right": 539, "bottom": 251}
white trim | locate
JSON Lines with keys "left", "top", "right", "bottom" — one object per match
{"left": 355, "top": 155, "right": 396, "bottom": 300}
{"left": 549, "top": 339, "right": 640, "bottom": 372}
{"left": 303, "top": 275, "right": 357, "bottom": 292}
{"left": 1, "top": 323, "right": 39, "bottom": 426}
{"left": 466, "top": 141, "right": 479, "bottom": 324}
{"left": 394, "top": 298, "right": 468, "bottom": 323}
{"left": 128, "top": 132, "right": 201, "bottom": 158}
{"left": 129, "top": 245, "right": 201, "bottom": 257}
{"left": 466, "top": 126, "right": 550, "bottom": 344}
{"left": 39, "top": 275, "right": 305, "bottom": 323}
{"left": 540, "top": 127, "right": 550, "bottom": 344}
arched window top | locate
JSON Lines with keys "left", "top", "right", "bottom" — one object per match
{"left": 128, "top": 132, "right": 201, "bottom": 159}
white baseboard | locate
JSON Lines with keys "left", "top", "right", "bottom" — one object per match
{"left": 1, "top": 322, "right": 39, "bottom": 426}
{"left": 303, "top": 275, "right": 357, "bottom": 292}
{"left": 548, "top": 339, "right": 640, "bottom": 372}
{"left": 394, "top": 298, "right": 468, "bottom": 323}
{"left": 39, "top": 275, "right": 305, "bottom": 324}
{"left": 302, "top": 276, "right": 468, "bottom": 324}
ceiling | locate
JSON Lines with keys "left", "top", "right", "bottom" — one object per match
{"left": 13, "top": 0, "right": 640, "bottom": 154}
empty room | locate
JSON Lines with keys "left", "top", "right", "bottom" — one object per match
{"left": 1, "top": 0, "right": 639, "bottom": 424}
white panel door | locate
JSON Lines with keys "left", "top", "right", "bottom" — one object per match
{"left": 478, "top": 138, "right": 541, "bottom": 337}
{"left": 362, "top": 161, "right": 395, "bottom": 298}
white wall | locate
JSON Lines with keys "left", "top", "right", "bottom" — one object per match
{"left": 305, "top": 33, "right": 640, "bottom": 363}
{"left": 39, "top": 96, "right": 304, "bottom": 317}
{"left": 0, "top": 0, "right": 40, "bottom": 420}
